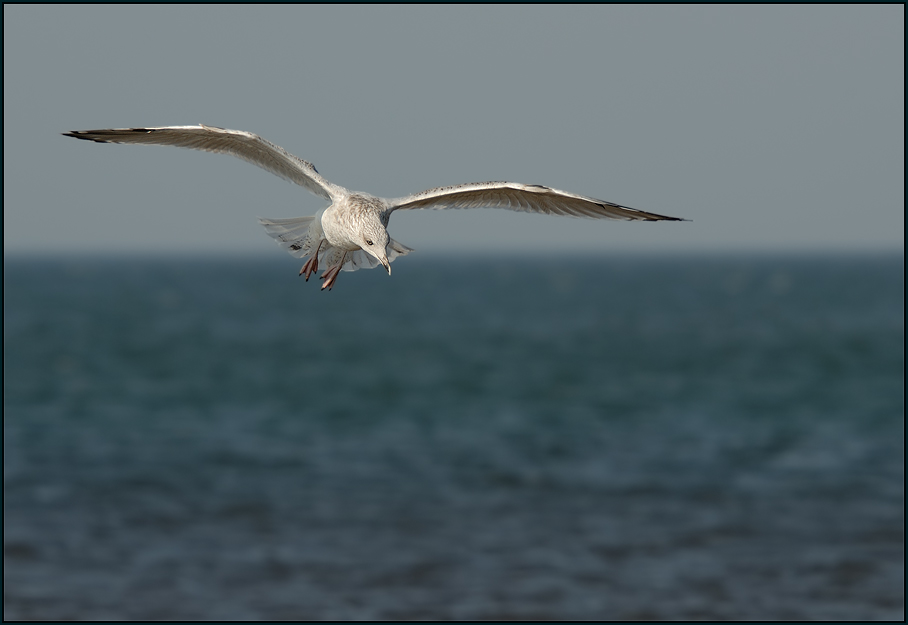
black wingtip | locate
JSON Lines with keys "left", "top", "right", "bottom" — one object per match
{"left": 62, "top": 131, "right": 99, "bottom": 142}
{"left": 63, "top": 128, "right": 164, "bottom": 142}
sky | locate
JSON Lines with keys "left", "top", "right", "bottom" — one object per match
{"left": 3, "top": 5, "right": 904, "bottom": 256}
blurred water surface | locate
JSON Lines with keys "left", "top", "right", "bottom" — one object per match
{"left": 4, "top": 253, "right": 904, "bottom": 620}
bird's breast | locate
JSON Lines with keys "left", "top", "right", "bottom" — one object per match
{"left": 321, "top": 195, "right": 387, "bottom": 251}
{"left": 320, "top": 210, "right": 358, "bottom": 250}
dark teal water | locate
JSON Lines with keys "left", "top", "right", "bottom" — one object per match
{"left": 4, "top": 254, "right": 904, "bottom": 620}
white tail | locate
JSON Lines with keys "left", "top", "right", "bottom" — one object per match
{"left": 259, "top": 211, "right": 414, "bottom": 272}
{"left": 258, "top": 214, "right": 320, "bottom": 259}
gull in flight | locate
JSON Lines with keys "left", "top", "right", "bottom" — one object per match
{"left": 64, "top": 125, "right": 686, "bottom": 290}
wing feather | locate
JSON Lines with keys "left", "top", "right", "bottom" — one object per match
{"left": 63, "top": 125, "right": 341, "bottom": 201}
{"left": 388, "top": 182, "right": 685, "bottom": 221}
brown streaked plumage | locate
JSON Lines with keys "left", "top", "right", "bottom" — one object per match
{"left": 64, "top": 124, "right": 687, "bottom": 290}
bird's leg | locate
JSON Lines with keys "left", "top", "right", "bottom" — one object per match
{"left": 320, "top": 252, "right": 347, "bottom": 291}
{"left": 299, "top": 240, "right": 324, "bottom": 281}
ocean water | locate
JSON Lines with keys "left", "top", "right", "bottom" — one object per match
{"left": 3, "top": 253, "right": 904, "bottom": 620}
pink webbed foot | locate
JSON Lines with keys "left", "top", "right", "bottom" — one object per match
{"left": 320, "top": 265, "right": 342, "bottom": 291}
{"left": 299, "top": 241, "right": 323, "bottom": 281}
{"left": 299, "top": 254, "right": 319, "bottom": 281}
{"left": 319, "top": 253, "right": 347, "bottom": 291}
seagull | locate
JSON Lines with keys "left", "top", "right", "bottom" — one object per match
{"left": 64, "top": 125, "right": 687, "bottom": 290}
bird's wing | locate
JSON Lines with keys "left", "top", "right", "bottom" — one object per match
{"left": 63, "top": 125, "right": 342, "bottom": 201}
{"left": 387, "top": 181, "right": 685, "bottom": 221}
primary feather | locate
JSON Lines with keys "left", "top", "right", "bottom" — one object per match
{"left": 65, "top": 124, "right": 687, "bottom": 289}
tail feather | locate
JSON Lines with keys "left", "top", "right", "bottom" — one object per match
{"left": 260, "top": 212, "right": 414, "bottom": 273}
{"left": 388, "top": 239, "right": 413, "bottom": 261}
{"left": 259, "top": 214, "right": 320, "bottom": 258}
{"left": 335, "top": 240, "right": 414, "bottom": 272}
{"left": 334, "top": 239, "right": 414, "bottom": 272}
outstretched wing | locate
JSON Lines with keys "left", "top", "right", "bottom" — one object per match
{"left": 63, "top": 125, "right": 342, "bottom": 201}
{"left": 387, "top": 181, "right": 685, "bottom": 221}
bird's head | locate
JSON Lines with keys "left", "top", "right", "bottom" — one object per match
{"left": 360, "top": 222, "right": 391, "bottom": 275}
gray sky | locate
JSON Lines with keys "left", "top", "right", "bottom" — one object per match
{"left": 4, "top": 5, "right": 904, "bottom": 255}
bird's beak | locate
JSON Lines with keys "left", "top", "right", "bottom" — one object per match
{"left": 381, "top": 257, "right": 391, "bottom": 275}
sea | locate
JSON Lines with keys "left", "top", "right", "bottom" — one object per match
{"left": 3, "top": 253, "right": 904, "bottom": 620}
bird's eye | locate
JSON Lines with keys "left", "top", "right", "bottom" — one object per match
{"left": 365, "top": 239, "right": 373, "bottom": 246}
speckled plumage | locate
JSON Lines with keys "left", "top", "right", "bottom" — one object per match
{"left": 64, "top": 124, "right": 687, "bottom": 289}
